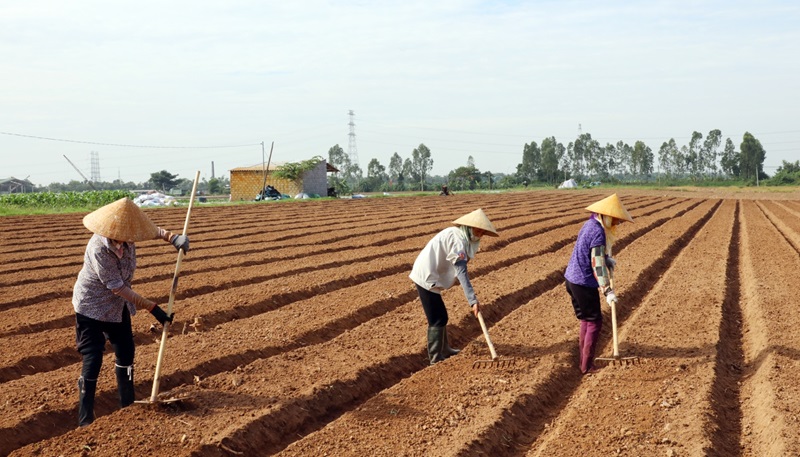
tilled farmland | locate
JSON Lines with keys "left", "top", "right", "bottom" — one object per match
{"left": 2, "top": 189, "right": 800, "bottom": 456}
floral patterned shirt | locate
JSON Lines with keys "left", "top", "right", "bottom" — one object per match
{"left": 72, "top": 234, "right": 138, "bottom": 322}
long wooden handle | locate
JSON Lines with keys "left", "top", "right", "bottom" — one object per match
{"left": 609, "top": 301, "right": 620, "bottom": 357}
{"left": 150, "top": 170, "right": 201, "bottom": 402}
{"left": 608, "top": 276, "right": 619, "bottom": 357}
{"left": 477, "top": 312, "right": 498, "bottom": 360}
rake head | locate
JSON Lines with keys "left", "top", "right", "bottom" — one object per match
{"left": 471, "top": 357, "right": 516, "bottom": 369}
{"left": 594, "top": 355, "right": 641, "bottom": 366}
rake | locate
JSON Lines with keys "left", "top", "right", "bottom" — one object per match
{"left": 471, "top": 311, "right": 516, "bottom": 369}
{"left": 594, "top": 278, "right": 640, "bottom": 366}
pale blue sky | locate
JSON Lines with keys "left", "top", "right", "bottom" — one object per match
{"left": 2, "top": 0, "right": 798, "bottom": 185}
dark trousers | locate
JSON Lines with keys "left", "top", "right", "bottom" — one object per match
{"left": 565, "top": 280, "right": 602, "bottom": 322}
{"left": 75, "top": 306, "right": 136, "bottom": 425}
{"left": 75, "top": 306, "right": 135, "bottom": 369}
{"left": 416, "top": 285, "right": 448, "bottom": 327}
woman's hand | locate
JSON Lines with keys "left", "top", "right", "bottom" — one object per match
{"left": 471, "top": 301, "right": 481, "bottom": 318}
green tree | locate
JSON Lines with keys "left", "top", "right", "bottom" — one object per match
{"left": 631, "top": 141, "right": 653, "bottom": 177}
{"left": 328, "top": 144, "right": 352, "bottom": 195}
{"left": 328, "top": 144, "right": 349, "bottom": 171}
{"left": 400, "top": 158, "right": 413, "bottom": 190}
{"left": 540, "top": 137, "right": 562, "bottom": 185}
{"left": 516, "top": 141, "right": 540, "bottom": 183}
{"left": 388, "top": 153, "right": 403, "bottom": 189}
{"left": 777, "top": 160, "right": 800, "bottom": 174}
{"left": 687, "top": 131, "right": 703, "bottom": 178}
{"left": 739, "top": 132, "right": 766, "bottom": 182}
{"left": 702, "top": 129, "right": 722, "bottom": 176}
{"left": 411, "top": 143, "right": 433, "bottom": 191}
{"left": 208, "top": 178, "right": 222, "bottom": 194}
{"left": 363, "top": 158, "right": 387, "bottom": 192}
{"left": 719, "top": 138, "right": 739, "bottom": 177}
{"left": 582, "top": 134, "right": 603, "bottom": 179}
{"left": 448, "top": 156, "right": 481, "bottom": 190}
{"left": 602, "top": 143, "right": 616, "bottom": 178}
{"left": 149, "top": 170, "right": 180, "bottom": 192}
{"left": 768, "top": 160, "right": 800, "bottom": 185}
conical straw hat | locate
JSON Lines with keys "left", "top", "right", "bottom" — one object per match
{"left": 585, "top": 193, "right": 634, "bottom": 223}
{"left": 83, "top": 197, "right": 159, "bottom": 242}
{"left": 452, "top": 208, "right": 499, "bottom": 237}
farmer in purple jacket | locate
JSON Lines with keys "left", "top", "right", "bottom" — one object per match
{"left": 73, "top": 197, "right": 189, "bottom": 426}
{"left": 564, "top": 194, "right": 633, "bottom": 374}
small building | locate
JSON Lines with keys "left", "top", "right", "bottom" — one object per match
{"left": 0, "top": 177, "right": 35, "bottom": 194}
{"left": 229, "top": 159, "right": 338, "bottom": 201}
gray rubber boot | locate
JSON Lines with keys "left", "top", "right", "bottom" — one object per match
{"left": 427, "top": 326, "right": 446, "bottom": 365}
{"left": 115, "top": 364, "right": 135, "bottom": 407}
{"left": 442, "top": 326, "right": 461, "bottom": 358}
{"left": 78, "top": 376, "right": 97, "bottom": 427}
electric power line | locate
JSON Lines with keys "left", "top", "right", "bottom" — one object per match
{"left": 0, "top": 131, "right": 260, "bottom": 149}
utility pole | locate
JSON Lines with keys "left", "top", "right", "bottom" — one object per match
{"left": 348, "top": 110, "right": 360, "bottom": 190}
{"left": 347, "top": 110, "right": 359, "bottom": 167}
{"left": 90, "top": 151, "right": 101, "bottom": 183}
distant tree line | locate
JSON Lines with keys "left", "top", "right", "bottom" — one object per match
{"left": 21, "top": 130, "right": 778, "bottom": 197}
{"left": 326, "top": 129, "right": 774, "bottom": 194}
{"left": 34, "top": 171, "right": 230, "bottom": 195}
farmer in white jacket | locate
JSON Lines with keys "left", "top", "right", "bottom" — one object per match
{"left": 410, "top": 208, "right": 499, "bottom": 364}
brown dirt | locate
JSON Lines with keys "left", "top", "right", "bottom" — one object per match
{"left": 1, "top": 188, "right": 799, "bottom": 457}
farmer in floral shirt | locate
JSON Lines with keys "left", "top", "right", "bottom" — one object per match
{"left": 73, "top": 197, "right": 189, "bottom": 426}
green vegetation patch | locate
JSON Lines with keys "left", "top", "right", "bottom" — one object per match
{"left": 0, "top": 190, "right": 135, "bottom": 215}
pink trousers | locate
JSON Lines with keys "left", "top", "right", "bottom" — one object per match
{"left": 578, "top": 320, "right": 602, "bottom": 374}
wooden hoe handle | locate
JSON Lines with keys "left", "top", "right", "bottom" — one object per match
{"left": 608, "top": 276, "right": 620, "bottom": 357}
{"left": 150, "top": 170, "right": 201, "bottom": 402}
{"left": 477, "top": 311, "right": 498, "bottom": 360}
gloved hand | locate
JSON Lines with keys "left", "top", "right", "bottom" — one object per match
{"left": 171, "top": 235, "right": 190, "bottom": 253}
{"left": 606, "top": 256, "right": 617, "bottom": 272}
{"left": 150, "top": 305, "right": 174, "bottom": 325}
{"left": 605, "top": 291, "right": 618, "bottom": 306}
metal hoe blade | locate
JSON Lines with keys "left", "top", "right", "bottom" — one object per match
{"left": 594, "top": 283, "right": 641, "bottom": 367}
{"left": 472, "top": 357, "right": 516, "bottom": 369}
{"left": 594, "top": 355, "right": 641, "bottom": 366}
{"left": 134, "top": 395, "right": 185, "bottom": 406}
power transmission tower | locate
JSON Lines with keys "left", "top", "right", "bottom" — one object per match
{"left": 90, "top": 151, "right": 101, "bottom": 183}
{"left": 347, "top": 110, "right": 359, "bottom": 167}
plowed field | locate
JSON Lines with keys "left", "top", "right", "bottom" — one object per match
{"left": 2, "top": 189, "right": 799, "bottom": 456}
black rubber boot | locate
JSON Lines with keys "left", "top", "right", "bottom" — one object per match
{"left": 78, "top": 376, "right": 97, "bottom": 427}
{"left": 427, "top": 326, "right": 446, "bottom": 365}
{"left": 115, "top": 364, "right": 135, "bottom": 408}
{"left": 442, "top": 326, "right": 461, "bottom": 358}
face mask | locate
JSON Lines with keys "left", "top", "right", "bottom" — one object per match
{"left": 469, "top": 227, "right": 483, "bottom": 241}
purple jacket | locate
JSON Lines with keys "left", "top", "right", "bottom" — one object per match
{"left": 564, "top": 216, "right": 606, "bottom": 288}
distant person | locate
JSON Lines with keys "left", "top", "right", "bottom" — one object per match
{"left": 439, "top": 185, "right": 451, "bottom": 196}
{"left": 564, "top": 194, "right": 633, "bottom": 374}
{"left": 410, "top": 209, "right": 499, "bottom": 364}
{"left": 73, "top": 198, "right": 189, "bottom": 426}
